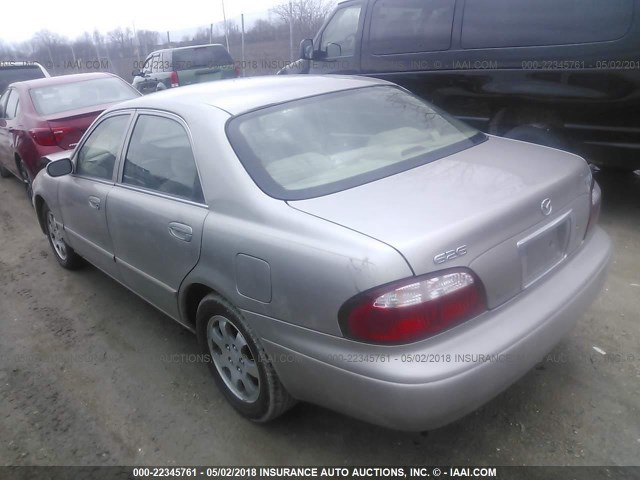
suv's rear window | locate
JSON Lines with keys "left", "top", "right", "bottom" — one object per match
{"left": 462, "top": 0, "right": 633, "bottom": 48}
{"left": 227, "top": 86, "right": 485, "bottom": 200}
{"left": 172, "top": 46, "right": 234, "bottom": 70}
{"left": 0, "top": 65, "right": 45, "bottom": 94}
{"left": 30, "top": 77, "right": 138, "bottom": 116}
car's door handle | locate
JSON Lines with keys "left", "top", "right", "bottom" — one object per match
{"left": 168, "top": 222, "right": 193, "bottom": 242}
{"left": 88, "top": 196, "right": 101, "bottom": 210}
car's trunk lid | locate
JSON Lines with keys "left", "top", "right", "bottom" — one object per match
{"left": 289, "top": 136, "right": 593, "bottom": 308}
{"left": 44, "top": 105, "right": 105, "bottom": 150}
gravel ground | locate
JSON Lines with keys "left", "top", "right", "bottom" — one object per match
{"left": 0, "top": 169, "right": 638, "bottom": 467}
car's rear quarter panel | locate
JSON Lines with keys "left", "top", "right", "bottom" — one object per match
{"left": 179, "top": 104, "right": 414, "bottom": 335}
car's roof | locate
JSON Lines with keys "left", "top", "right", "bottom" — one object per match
{"left": 12, "top": 72, "right": 117, "bottom": 90}
{"left": 112, "top": 75, "right": 392, "bottom": 116}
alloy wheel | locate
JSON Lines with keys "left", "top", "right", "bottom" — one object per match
{"left": 206, "top": 315, "right": 260, "bottom": 403}
{"left": 47, "top": 211, "right": 67, "bottom": 261}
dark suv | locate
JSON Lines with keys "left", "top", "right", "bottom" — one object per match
{"left": 279, "top": 0, "right": 640, "bottom": 170}
{"left": 0, "top": 61, "right": 49, "bottom": 94}
{"left": 132, "top": 44, "right": 239, "bottom": 94}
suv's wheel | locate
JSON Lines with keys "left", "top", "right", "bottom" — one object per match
{"left": 0, "top": 163, "right": 10, "bottom": 178}
{"left": 43, "top": 204, "right": 83, "bottom": 269}
{"left": 196, "top": 293, "right": 296, "bottom": 422}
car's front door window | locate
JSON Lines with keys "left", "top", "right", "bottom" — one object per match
{"left": 75, "top": 115, "right": 130, "bottom": 181}
{"left": 320, "top": 5, "right": 363, "bottom": 58}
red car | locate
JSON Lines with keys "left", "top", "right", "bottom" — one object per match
{"left": 0, "top": 72, "right": 140, "bottom": 196}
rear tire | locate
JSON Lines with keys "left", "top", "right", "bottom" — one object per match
{"left": 43, "top": 203, "right": 83, "bottom": 270}
{"left": 16, "top": 158, "right": 33, "bottom": 200}
{"left": 0, "top": 164, "right": 10, "bottom": 178}
{"left": 196, "top": 293, "right": 296, "bottom": 423}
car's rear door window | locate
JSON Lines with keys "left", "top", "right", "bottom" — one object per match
{"left": 227, "top": 85, "right": 484, "bottom": 200}
{"left": 369, "top": 0, "right": 456, "bottom": 54}
{"left": 122, "top": 114, "right": 204, "bottom": 203}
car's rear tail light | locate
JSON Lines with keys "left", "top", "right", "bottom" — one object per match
{"left": 30, "top": 127, "right": 72, "bottom": 147}
{"left": 585, "top": 175, "right": 602, "bottom": 238}
{"left": 29, "top": 128, "right": 57, "bottom": 146}
{"left": 170, "top": 71, "right": 179, "bottom": 88}
{"left": 339, "top": 269, "right": 487, "bottom": 344}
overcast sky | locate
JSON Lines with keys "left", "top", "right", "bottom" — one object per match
{"left": 3, "top": 0, "right": 285, "bottom": 44}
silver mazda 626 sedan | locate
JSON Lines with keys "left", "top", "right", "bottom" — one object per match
{"left": 31, "top": 75, "right": 611, "bottom": 431}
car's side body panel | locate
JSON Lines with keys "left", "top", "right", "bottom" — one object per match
{"left": 57, "top": 175, "right": 118, "bottom": 277}
{"left": 107, "top": 185, "right": 209, "bottom": 320}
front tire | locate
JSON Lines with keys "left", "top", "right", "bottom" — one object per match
{"left": 196, "top": 293, "right": 296, "bottom": 422}
{"left": 0, "top": 163, "right": 10, "bottom": 178}
{"left": 43, "top": 204, "right": 83, "bottom": 270}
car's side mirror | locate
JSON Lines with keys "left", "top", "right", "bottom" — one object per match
{"left": 299, "top": 39, "right": 315, "bottom": 60}
{"left": 132, "top": 69, "right": 144, "bottom": 78}
{"left": 46, "top": 158, "right": 73, "bottom": 177}
{"left": 326, "top": 42, "right": 342, "bottom": 59}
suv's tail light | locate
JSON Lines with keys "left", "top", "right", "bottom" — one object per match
{"left": 30, "top": 127, "right": 72, "bottom": 147}
{"left": 170, "top": 71, "right": 179, "bottom": 88}
{"left": 585, "top": 174, "right": 602, "bottom": 238}
{"left": 339, "top": 269, "right": 487, "bottom": 344}
{"left": 234, "top": 64, "right": 241, "bottom": 77}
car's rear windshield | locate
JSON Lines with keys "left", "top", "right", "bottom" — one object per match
{"left": 0, "top": 65, "right": 45, "bottom": 94}
{"left": 30, "top": 77, "right": 138, "bottom": 116}
{"left": 227, "top": 86, "right": 485, "bottom": 200}
{"left": 172, "top": 46, "right": 234, "bottom": 70}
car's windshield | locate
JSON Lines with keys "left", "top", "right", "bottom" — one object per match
{"left": 227, "top": 86, "right": 485, "bottom": 200}
{"left": 30, "top": 77, "right": 138, "bottom": 116}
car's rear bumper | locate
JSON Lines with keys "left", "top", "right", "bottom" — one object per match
{"left": 244, "top": 227, "right": 611, "bottom": 431}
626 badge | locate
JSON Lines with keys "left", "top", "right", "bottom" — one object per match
{"left": 433, "top": 245, "right": 468, "bottom": 265}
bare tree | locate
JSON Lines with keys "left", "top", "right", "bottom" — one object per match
{"left": 107, "top": 27, "right": 134, "bottom": 58}
{"left": 192, "top": 27, "right": 210, "bottom": 46}
{"left": 136, "top": 30, "right": 160, "bottom": 56}
{"left": 0, "top": 41, "right": 13, "bottom": 60}
{"left": 33, "top": 30, "right": 67, "bottom": 74}
{"left": 73, "top": 33, "right": 97, "bottom": 63}
{"left": 271, "top": 0, "right": 334, "bottom": 40}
